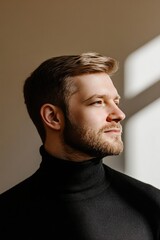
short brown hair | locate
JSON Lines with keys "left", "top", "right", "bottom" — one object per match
{"left": 23, "top": 52, "right": 118, "bottom": 142}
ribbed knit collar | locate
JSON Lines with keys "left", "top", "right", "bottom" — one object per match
{"left": 39, "top": 145, "right": 110, "bottom": 200}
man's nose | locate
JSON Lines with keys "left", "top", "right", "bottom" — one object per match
{"left": 106, "top": 106, "right": 126, "bottom": 123}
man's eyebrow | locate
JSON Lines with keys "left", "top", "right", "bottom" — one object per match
{"left": 82, "top": 94, "right": 105, "bottom": 102}
{"left": 83, "top": 94, "right": 121, "bottom": 102}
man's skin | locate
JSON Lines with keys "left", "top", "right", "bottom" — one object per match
{"left": 41, "top": 72, "right": 126, "bottom": 161}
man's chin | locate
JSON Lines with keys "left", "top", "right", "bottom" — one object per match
{"left": 103, "top": 141, "right": 124, "bottom": 156}
{"left": 87, "top": 143, "right": 124, "bottom": 158}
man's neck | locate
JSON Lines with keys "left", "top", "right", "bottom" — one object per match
{"left": 44, "top": 142, "right": 94, "bottom": 162}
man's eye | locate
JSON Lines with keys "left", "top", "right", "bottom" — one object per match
{"left": 115, "top": 101, "right": 119, "bottom": 106}
{"left": 95, "top": 100, "right": 103, "bottom": 104}
{"left": 91, "top": 100, "right": 104, "bottom": 106}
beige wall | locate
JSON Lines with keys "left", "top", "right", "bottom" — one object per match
{"left": 0, "top": 0, "right": 160, "bottom": 193}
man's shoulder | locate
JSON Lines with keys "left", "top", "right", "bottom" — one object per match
{"left": 0, "top": 169, "right": 40, "bottom": 207}
{"left": 103, "top": 164, "right": 160, "bottom": 205}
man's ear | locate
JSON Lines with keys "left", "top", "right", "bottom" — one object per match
{"left": 40, "top": 104, "right": 63, "bottom": 130}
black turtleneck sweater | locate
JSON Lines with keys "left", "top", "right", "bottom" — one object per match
{"left": 0, "top": 146, "right": 160, "bottom": 239}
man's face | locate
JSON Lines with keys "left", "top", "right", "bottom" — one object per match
{"left": 63, "top": 72, "right": 125, "bottom": 159}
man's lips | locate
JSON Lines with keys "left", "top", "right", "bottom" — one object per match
{"left": 101, "top": 124, "right": 122, "bottom": 134}
{"left": 104, "top": 128, "right": 122, "bottom": 134}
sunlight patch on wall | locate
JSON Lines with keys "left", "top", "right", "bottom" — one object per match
{"left": 125, "top": 99, "right": 160, "bottom": 188}
{"left": 124, "top": 36, "right": 160, "bottom": 189}
{"left": 125, "top": 35, "right": 160, "bottom": 98}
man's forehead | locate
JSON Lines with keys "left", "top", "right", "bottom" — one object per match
{"left": 68, "top": 73, "right": 117, "bottom": 97}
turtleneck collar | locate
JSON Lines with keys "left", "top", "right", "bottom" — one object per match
{"left": 39, "top": 145, "right": 110, "bottom": 200}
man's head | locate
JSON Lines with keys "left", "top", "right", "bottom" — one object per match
{"left": 23, "top": 52, "right": 125, "bottom": 160}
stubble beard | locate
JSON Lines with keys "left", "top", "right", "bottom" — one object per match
{"left": 63, "top": 116, "right": 124, "bottom": 159}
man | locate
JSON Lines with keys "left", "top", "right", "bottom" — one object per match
{"left": 0, "top": 52, "right": 160, "bottom": 239}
